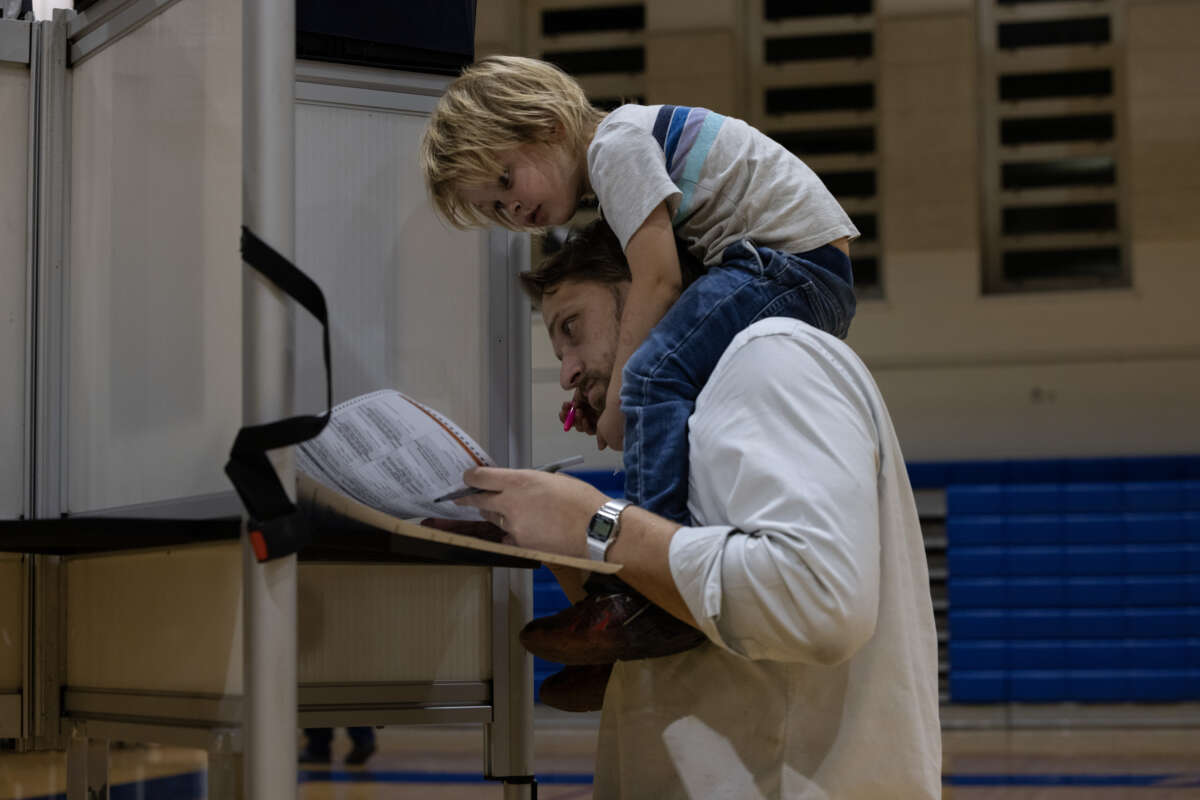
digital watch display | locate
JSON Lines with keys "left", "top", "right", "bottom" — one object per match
{"left": 586, "top": 499, "right": 631, "bottom": 562}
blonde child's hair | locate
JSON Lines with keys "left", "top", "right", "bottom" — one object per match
{"left": 420, "top": 55, "right": 606, "bottom": 230}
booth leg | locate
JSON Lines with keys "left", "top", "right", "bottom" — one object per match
{"left": 503, "top": 778, "right": 537, "bottom": 799}
{"left": 207, "top": 751, "right": 244, "bottom": 800}
{"left": 207, "top": 730, "right": 244, "bottom": 800}
{"left": 66, "top": 731, "right": 109, "bottom": 800}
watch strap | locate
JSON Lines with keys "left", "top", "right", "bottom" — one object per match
{"left": 586, "top": 498, "right": 631, "bottom": 562}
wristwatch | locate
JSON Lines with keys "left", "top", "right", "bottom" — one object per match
{"left": 586, "top": 498, "right": 631, "bottom": 562}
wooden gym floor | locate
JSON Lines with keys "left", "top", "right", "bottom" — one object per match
{"left": 2, "top": 711, "right": 1200, "bottom": 799}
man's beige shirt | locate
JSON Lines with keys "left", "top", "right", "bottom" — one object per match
{"left": 593, "top": 318, "right": 942, "bottom": 799}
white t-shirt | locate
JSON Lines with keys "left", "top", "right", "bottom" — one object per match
{"left": 593, "top": 318, "right": 942, "bottom": 799}
{"left": 587, "top": 104, "right": 859, "bottom": 266}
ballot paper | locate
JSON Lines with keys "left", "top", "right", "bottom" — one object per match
{"left": 294, "top": 389, "right": 619, "bottom": 573}
{"left": 296, "top": 389, "right": 491, "bottom": 522}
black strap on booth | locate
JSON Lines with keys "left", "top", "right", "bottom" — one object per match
{"left": 225, "top": 226, "right": 332, "bottom": 562}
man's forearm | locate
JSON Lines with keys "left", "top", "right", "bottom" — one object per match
{"left": 452, "top": 467, "right": 696, "bottom": 625}
{"left": 606, "top": 507, "right": 695, "bottom": 627}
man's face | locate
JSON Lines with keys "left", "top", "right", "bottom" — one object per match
{"left": 541, "top": 278, "right": 626, "bottom": 416}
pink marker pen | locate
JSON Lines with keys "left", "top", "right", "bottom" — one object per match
{"left": 563, "top": 401, "right": 577, "bottom": 432}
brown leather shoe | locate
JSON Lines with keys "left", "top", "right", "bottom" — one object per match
{"left": 538, "top": 664, "right": 613, "bottom": 712}
{"left": 520, "top": 591, "right": 706, "bottom": 665}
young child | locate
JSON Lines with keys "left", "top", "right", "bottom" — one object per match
{"left": 421, "top": 56, "right": 859, "bottom": 704}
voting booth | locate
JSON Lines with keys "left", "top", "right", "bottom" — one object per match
{"left": 0, "top": 11, "right": 32, "bottom": 747}
{"left": 0, "top": 1, "right": 539, "bottom": 797}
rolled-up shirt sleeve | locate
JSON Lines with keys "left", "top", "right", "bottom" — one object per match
{"left": 669, "top": 321, "right": 883, "bottom": 665}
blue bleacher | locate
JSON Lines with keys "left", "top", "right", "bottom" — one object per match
{"left": 930, "top": 454, "right": 1200, "bottom": 703}
{"left": 908, "top": 455, "right": 1200, "bottom": 490}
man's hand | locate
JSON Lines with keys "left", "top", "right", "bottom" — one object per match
{"left": 453, "top": 467, "right": 609, "bottom": 557}
{"left": 559, "top": 391, "right": 599, "bottom": 436}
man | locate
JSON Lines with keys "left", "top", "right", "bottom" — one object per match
{"left": 457, "top": 220, "right": 941, "bottom": 798}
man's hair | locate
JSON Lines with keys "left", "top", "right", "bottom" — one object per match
{"left": 420, "top": 56, "right": 606, "bottom": 230}
{"left": 519, "top": 219, "right": 705, "bottom": 309}
{"left": 519, "top": 220, "right": 630, "bottom": 309}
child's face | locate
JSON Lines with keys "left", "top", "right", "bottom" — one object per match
{"left": 461, "top": 141, "right": 584, "bottom": 229}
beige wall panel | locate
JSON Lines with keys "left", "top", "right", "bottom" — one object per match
{"left": 647, "top": 0, "right": 739, "bottom": 31}
{"left": 880, "top": 61, "right": 973, "bottom": 112}
{"left": 575, "top": 74, "right": 646, "bottom": 102}
{"left": 1126, "top": 243, "right": 1200, "bottom": 305}
{"left": 848, "top": 245, "right": 1200, "bottom": 361}
{"left": 881, "top": 112, "right": 978, "bottom": 251}
{"left": 1127, "top": 4, "right": 1200, "bottom": 249}
{"left": 67, "top": 0, "right": 241, "bottom": 513}
{"left": 646, "top": 73, "right": 738, "bottom": 113}
{"left": 881, "top": 190, "right": 978, "bottom": 252}
{"left": 1127, "top": 98, "right": 1200, "bottom": 150}
{"left": 1130, "top": 190, "right": 1200, "bottom": 242}
{"left": 877, "top": 0, "right": 974, "bottom": 16}
{"left": 878, "top": 13, "right": 978, "bottom": 254}
{"left": 1128, "top": 104, "right": 1200, "bottom": 191}
{"left": 646, "top": 30, "right": 734, "bottom": 79}
{"left": 880, "top": 111, "right": 976, "bottom": 167}
{"left": 878, "top": 13, "right": 973, "bottom": 65}
{"left": 476, "top": 0, "right": 522, "bottom": 54}
{"left": 1126, "top": 51, "right": 1200, "bottom": 100}
{"left": 0, "top": 64, "right": 27, "bottom": 519}
{"left": 0, "top": 555, "right": 22, "bottom": 689}
{"left": 66, "top": 543, "right": 243, "bottom": 694}
{"left": 297, "top": 565, "right": 492, "bottom": 683}
{"left": 874, "top": 355, "right": 1200, "bottom": 461}
{"left": 645, "top": 29, "right": 738, "bottom": 112}
{"left": 1126, "top": 0, "right": 1200, "bottom": 49}
{"left": 476, "top": 41, "right": 519, "bottom": 58}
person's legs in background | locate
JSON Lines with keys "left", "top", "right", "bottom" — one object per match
{"left": 346, "top": 726, "right": 377, "bottom": 766}
{"left": 299, "top": 727, "right": 375, "bottom": 766}
{"left": 299, "top": 728, "right": 333, "bottom": 764}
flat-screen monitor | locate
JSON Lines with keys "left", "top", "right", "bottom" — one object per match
{"left": 297, "top": 0, "right": 476, "bottom": 75}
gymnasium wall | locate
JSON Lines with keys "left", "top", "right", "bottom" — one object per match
{"left": 474, "top": 0, "right": 1200, "bottom": 469}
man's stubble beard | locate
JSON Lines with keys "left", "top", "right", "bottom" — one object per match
{"left": 590, "top": 283, "right": 625, "bottom": 414}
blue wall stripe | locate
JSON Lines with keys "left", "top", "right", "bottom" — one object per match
{"left": 298, "top": 769, "right": 594, "bottom": 784}
{"left": 26, "top": 768, "right": 1200, "bottom": 796}
{"left": 25, "top": 771, "right": 206, "bottom": 800}
{"left": 944, "top": 773, "right": 1200, "bottom": 787}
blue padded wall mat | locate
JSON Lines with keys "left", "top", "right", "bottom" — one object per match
{"left": 908, "top": 455, "right": 1200, "bottom": 490}
{"left": 949, "top": 481, "right": 1200, "bottom": 515}
{"left": 949, "top": 607, "right": 1200, "bottom": 640}
{"left": 951, "top": 668, "right": 1200, "bottom": 703}
{"left": 949, "top": 512, "right": 1199, "bottom": 546}
{"left": 951, "top": 638, "right": 1200, "bottom": 671}
{"left": 564, "top": 469, "right": 625, "bottom": 497}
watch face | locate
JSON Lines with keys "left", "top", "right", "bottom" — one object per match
{"left": 590, "top": 517, "right": 616, "bottom": 542}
